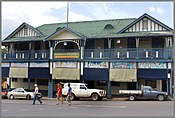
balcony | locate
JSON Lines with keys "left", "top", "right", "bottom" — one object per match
{"left": 2, "top": 50, "right": 50, "bottom": 60}
{"left": 1, "top": 48, "right": 172, "bottom": 61}
{"left": 84, "top": 48, "right": 172, "bottom": 60}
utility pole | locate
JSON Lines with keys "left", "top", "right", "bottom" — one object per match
{"left": 67, "top": 1, "right": 69, "bottom": 28}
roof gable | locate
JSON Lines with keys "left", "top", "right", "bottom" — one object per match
{"left": 4, "top": 22, "right": 44, "bottom": 40}
{"left": 118, "top": 13, "right": 173, "bottom": 34}
{"left": 45, "top": 27, "right": 85, "bottom": 41}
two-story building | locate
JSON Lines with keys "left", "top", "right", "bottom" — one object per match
{"left": 1, "top": 13, "right": 174, "bottom": 98}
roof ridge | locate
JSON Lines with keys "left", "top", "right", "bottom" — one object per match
{"left": 37, "top": 18, "right": 136, "bottom": 27}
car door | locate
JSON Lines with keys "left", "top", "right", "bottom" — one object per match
{"left": 18, "top": 88, "right": 26, "bottom": 98}
{"left": 79, "top": 85, "right": 88, "bottom": 97}
{"left": 143, "top": 87, "right": 155, "bottom": 98}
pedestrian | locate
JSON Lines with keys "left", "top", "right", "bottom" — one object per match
{"left": 33, "top": 84, "right": 42, "bottom": 105}
{"left": 56, "top": 83, "right": 63, "bottom": 105}
{"left": 66, "top": 83, "right": 72, "bottom": 106}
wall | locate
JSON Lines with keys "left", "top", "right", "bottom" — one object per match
{"left": 94, "top": 39, "right": 104, "bottom": 49}
{"left": 10, "top": 78, "right": 48, "bottom": 91}
{"left": 139, "top": 38, "right": 152, "bottom": 48}
{"left": 114, "top": 38, "right": 127, "bottom": 49}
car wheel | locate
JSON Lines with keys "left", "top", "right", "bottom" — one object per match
{"left": 70, "top": 93, "right": 75, "bottom": 101}
{"left": 9, "top": 95, "right": 14, "bottom": 100}
{"left": 91, "top": 93, "right": 99, "bottom": 101}
{"left": 158, "top": 95, "right": 165, "bottom": 101}
{"left": 26, "top": 94, "right": 31, "bottom": 100}
{"left": 129, "top": 95, "right": 135, "bottom": 101}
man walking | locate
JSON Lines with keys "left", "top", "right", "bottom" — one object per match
{"left": 33, "top": 84, "right": 42, "bottom": 105}
{"left": 66, "top": 83, "right": 72, "bottom": 106}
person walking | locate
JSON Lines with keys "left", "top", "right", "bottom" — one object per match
{"left": 56, "top": 83, "right": 63, "bottom": 105}
{"left": 33, "top": 84, "right": 42, "bottom": 105}
{"left": 66, "top": 83, "right": 72, "bottom": 106}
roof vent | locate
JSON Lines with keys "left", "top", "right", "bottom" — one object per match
{"left": 104, "top": 24, "right": 115, "bottom": 29}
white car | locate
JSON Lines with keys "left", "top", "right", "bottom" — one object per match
{"left": 62, "top": 83, "right": 106, "bottom": 101}
{"left": 7, "top": 88, "right": 42, "bottom": 100}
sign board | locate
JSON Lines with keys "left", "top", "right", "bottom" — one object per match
{"left": 30, "top": 62, "right": 49, "bottom": 67}
{"left": 54, "top": 62, "right": 77, "bottom": 68}
{"left": 84, "top": 62, "right": 109, "bottom": 68}
{"left": 138, "top": 62, "right": 166, "bottom": 69}
{"left": 111, "top": 62, "right": 136, "bottom": 69}
{"left": 11, "top": 63, "right": 28, "bottom": 67}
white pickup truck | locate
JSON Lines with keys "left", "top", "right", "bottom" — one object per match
{"left": 119, "top": 85, "right": 168, "bottom": 101}
{"left": 62, "top": 83, "right": 106, "bottom": 101}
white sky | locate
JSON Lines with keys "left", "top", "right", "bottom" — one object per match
{"left": 1, "top": 1, "right": 174, "bottom": 40}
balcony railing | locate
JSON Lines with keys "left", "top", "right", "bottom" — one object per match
{"left": 2, "top": 50, "right": 50, "bottom": 60}
{"left": 1, "top": 48, "right": 172, "bottom": 60}
{"left": 84, "top": 48, "right": 172, "bottom": 60}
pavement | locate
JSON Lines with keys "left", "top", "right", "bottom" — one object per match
{"left": 41, "top": 96, "right": 174, "bottom": 101}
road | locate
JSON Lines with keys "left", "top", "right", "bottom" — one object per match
{"left": 1, "top": 99, "right": 174, "bottom": 117}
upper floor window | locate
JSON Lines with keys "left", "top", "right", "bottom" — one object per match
{"left": 142, "top": 19, "right": 148, "bottom": 30}
{"left": 24, "top": 26, "right": 28, "bottom": 36}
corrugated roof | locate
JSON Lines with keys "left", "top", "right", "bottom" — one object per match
{"left": 37, "top": 18, "right": 136, "bottom": 38}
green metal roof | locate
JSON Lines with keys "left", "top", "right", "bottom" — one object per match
{"left": 37, "top": 18, "right": 136, "bottom": 38}
{"left": 2, "top": 15, "right": 174, "bottom": 43}
{"left": 2, "top": 36, "right": 45, "bottom": 43}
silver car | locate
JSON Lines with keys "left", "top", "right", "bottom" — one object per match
{"left": 7, "top": 88, "right": 42, "bottom": 100}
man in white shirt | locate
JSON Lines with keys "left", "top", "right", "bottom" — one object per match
{"left": 33, "top": 84, "right": 42, "bottom": 105}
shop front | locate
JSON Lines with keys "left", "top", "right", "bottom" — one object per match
{"left": 137, "top": 62, "right": 168, "bottom": 92}
{"left": 109, "top": 62, "right": 137, "bottom": 94}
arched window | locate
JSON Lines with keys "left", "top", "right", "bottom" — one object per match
{"left": 104, "top": 24, "right": 115, "bottom": 29}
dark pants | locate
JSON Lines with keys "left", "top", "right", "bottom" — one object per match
{"left": 33, "top": 94, "right": 42, "bottom": 105}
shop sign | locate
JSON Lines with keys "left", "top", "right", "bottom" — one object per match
{"left": 54, "top": 62, "right": 77, "bottom": 68}
{"left": 84, "top": 62, "right": 108, "bottom": 68}
{"left": 111, "top": 62, "right": 136, "bottom": 69}
{"left": 11, "top": 63, "right": 28, "bottom": 67}
{"left": 30, "top": 62, "right": 49, "bottom": 67}
{"left": 1, "top": 63, "right": 10, "bottom": 67}
{"left": 138, "top": 62, "right": 166, "bottom": 69}
{"left": 54, "top": 52, "right": 79, "bottom": 58}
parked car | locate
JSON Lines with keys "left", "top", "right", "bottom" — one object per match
{"left": 7, "top": 88, "right": 42, "bottom": 100}
{"left": 1, "top": 90, "right": 8, "bottom": 99}
{"left": 119, "top": 85, "right": 168, "bottom": 101}
{"left": 62, "top": 83, "right": 106, "bottom": 101}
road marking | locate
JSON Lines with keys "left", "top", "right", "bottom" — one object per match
{"left": 2, "top": 110, "right": 9, "bottom": 112}
{"left": 21, "top": 109, "right": 29, "bottom": 111}
{"left": 75, "top": 104, "right": 126, "bottom": 108}
{"left": 38, "top": 108, "right": 46, "bottom": 111}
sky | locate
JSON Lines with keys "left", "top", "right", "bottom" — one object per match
{"left": 1, "top": 1, "right": 174, "bottom": 40}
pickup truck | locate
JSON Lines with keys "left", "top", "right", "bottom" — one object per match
{"left": 62, "top": 83, "right": 106, "bottom": 101}
{"left": 119, "top": 85, "right": 168, "bottom": 101}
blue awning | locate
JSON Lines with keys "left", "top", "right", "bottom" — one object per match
{"left": 2, "top": 67, "right": 9, "bottom": 78}
{"left": 29, "top": 68, "right": 50, "bottom": 79}
{"left": 83, "top": 68, "right": 109, "bottom": 81}
{"left": 137, "top": 69, "right": 167, "bottom": 80}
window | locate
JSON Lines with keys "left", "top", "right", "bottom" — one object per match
{"left": 80, "top": 85, "right": 87, "bottom": 89}
{"left": 111, "top": 82, "right": 120, "bottom": 86}
{"left": 142, "top": 19, "right": 148, "bottom": 30}
{"left": 24, "top": 26, "right": 28, "bottom": 35}
{"left": 37, "top": 79, "right": 48, "bottom": 86}
{"left": 12, "top": 78, "right": 18, "bottom": 82}
{"left": 97, "top": 81, "right": 107, "bottom": 86}
{"left": 23, "top": 79, "right": 28, "bottom": 82}
{"left": 146, "top": 80, "right": 156, "bottom": 88}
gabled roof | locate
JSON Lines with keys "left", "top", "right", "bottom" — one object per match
{"left": 3, "top": 22, "right": 44, "bottom": 41}
{"left": 44, "top": 27, "right": 86, "bottom": 41}
{"left": 37, "top": 18, "right": 136, "bottom": 38}
{"left": 117, "top": 13, "right": 173, "bottom": 34}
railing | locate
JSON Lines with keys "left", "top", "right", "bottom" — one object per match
{"left": 1, "top": 48, "right": 173, "bottom": 60}
{"left": 84, "top": 48, "right": 172, "bottom": 60}
{"left": 2, "top": 50, "right": 50, "bottom": 60}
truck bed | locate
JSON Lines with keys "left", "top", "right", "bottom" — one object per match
{"left": 119, "top": 90, "right": 142, "bottom": 95}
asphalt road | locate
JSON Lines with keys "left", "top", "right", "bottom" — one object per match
{"left": 1, "top": 99, "right": 174, "bottom": 117}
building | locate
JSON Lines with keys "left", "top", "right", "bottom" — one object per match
{"left": 1, "top": 13, "right": 174, "bottom": 98}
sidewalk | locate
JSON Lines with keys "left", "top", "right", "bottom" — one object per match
{"left": 41, "top": 97, "right": 128, "bottom": 101}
